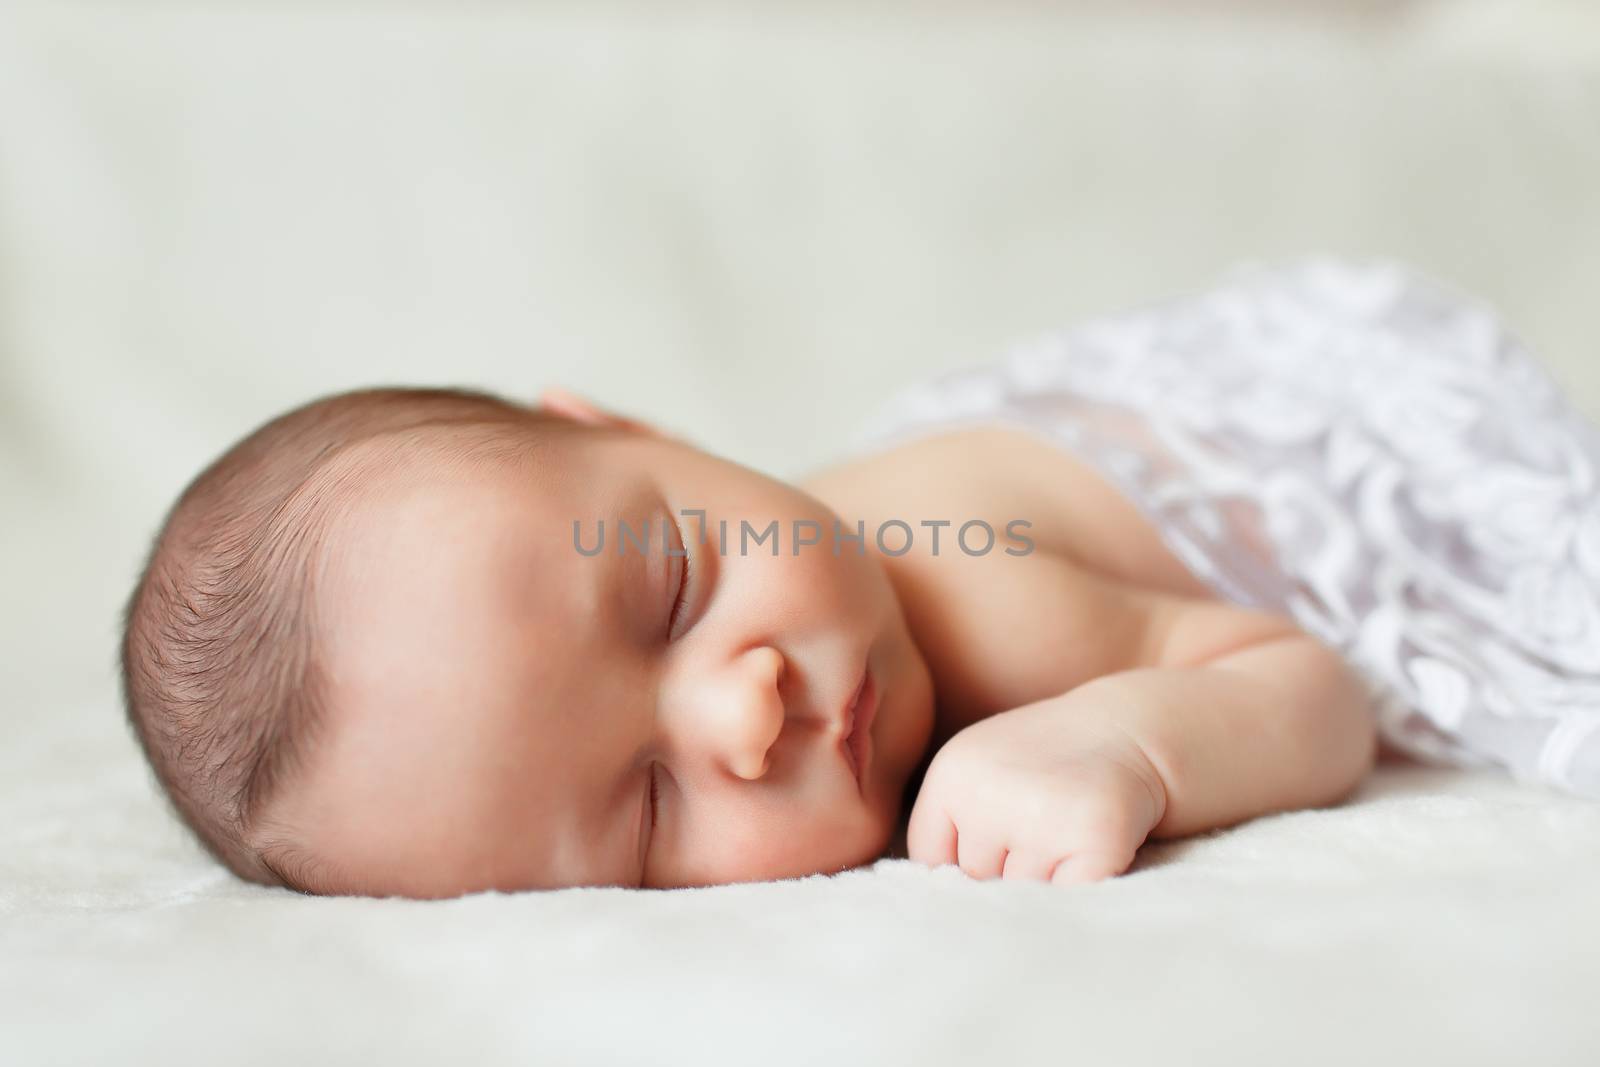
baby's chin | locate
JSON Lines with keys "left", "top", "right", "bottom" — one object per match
{"left": 880, "top": 812, "right": 913, "bottom": 863}
{"left": 805, "top": 824, "right": 900, "bottom": 881}
{"left": 831, "top": 788, "right": 908, "bottom": 874}
{"left": 873, "top": 803, "right": 911, "bottom": 866}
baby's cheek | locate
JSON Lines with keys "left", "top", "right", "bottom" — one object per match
{"left": 787, "top": 538, "right": 872, "bottom": 611}
{"left": 675, "top": 796, "right": 877, "bottom": 886}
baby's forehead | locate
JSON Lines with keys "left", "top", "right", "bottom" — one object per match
{"left": 315, "top": 451, "right": 570, "bottom": 599}
{"left": 310, "top": 432, "right": 640, "bottom": 686}
{"left": 305, "top": 430, "right": 597, "bottom": 549}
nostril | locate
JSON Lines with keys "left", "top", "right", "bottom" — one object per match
{"left": 760, "top": 645, "right": 787, "bottom": 684}
{"left": 731, "top": 740, "right": 774, "bottom": 782}
{"left": 715, "top": 645, "right": 788, "bottom": 781}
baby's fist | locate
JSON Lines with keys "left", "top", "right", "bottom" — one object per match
{"left": 906, "top": 698, "right": 1166, "bottom": 885}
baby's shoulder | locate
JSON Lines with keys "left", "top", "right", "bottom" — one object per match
{"left": 804, "top": 424, "right": 1216, "bottom": 602}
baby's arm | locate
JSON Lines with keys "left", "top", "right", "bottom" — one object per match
{"left": 906, "top": 597, "right": 1378, "bottom": 882}
{"left": 1062, "top": 622, "right": 1379, "bottom": 840}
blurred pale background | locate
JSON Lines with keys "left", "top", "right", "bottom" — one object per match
{"left": 5, "top": 3, "right": 1600, "bottom": 1064}
{"left": 4, "top": 0, "right": 1600, "bottom": 722}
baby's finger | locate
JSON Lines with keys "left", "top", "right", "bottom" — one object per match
{"left": 905, "top": 795, "right": 958, "bottom": 869}
{"left": 956, "top": 835, "right": 1007, "bottom": 881}
{"left": 1048, "top": 852, "right": 1124, "bottom": 886}
{"left": 1000, "top": 849, "right": 1060, "bottom": 883}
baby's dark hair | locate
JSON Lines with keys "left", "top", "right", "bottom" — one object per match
{"left": 118, "top": 385, "right": 576, "bottom": 893}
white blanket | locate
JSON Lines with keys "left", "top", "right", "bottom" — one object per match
{"left": 4, "top": 706, "right": 1599, "bottom": 1065}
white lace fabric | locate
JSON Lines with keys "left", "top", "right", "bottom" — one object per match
{"left": 852, "top": 260, "right": 1600, "bottom": 799}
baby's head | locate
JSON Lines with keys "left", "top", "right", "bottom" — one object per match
{"left": 120, "top": 386, "right": 935, "bottom": 897}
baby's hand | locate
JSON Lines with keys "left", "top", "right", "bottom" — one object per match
{"left": 906, "top": 695, "right": 1167, "bottom": 885}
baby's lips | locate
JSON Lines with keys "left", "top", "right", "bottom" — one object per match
{"left": 841, "top": 668, "right": 878, "bottom": 794}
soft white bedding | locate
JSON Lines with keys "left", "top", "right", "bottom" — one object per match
{"left": 5, "top": 710, "right": 1600, "bottom": 1064}
{"left": 5, "top": 2, "right": 1600, "bottom": 1063}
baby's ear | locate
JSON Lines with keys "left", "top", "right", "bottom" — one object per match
{"left": 537, "top": 386, "right": 673, "bottom": 440}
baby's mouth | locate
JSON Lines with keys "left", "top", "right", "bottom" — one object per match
{"left": 840, "top": 667, "right": 878, "bottom": 796}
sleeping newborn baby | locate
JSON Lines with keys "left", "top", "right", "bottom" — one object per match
{"left": 119, "top": 260, "right": 1600, "bottom": 898}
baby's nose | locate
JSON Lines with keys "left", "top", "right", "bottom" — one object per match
{"left": 711, "top": 646, "right": 787, "bottom": 781}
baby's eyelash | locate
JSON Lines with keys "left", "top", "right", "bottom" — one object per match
{"left": 648, "top": 763, "right": 661, "bottom": 830}
{"left": 666, "top": 524, "right": 692, "bottom": 635}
